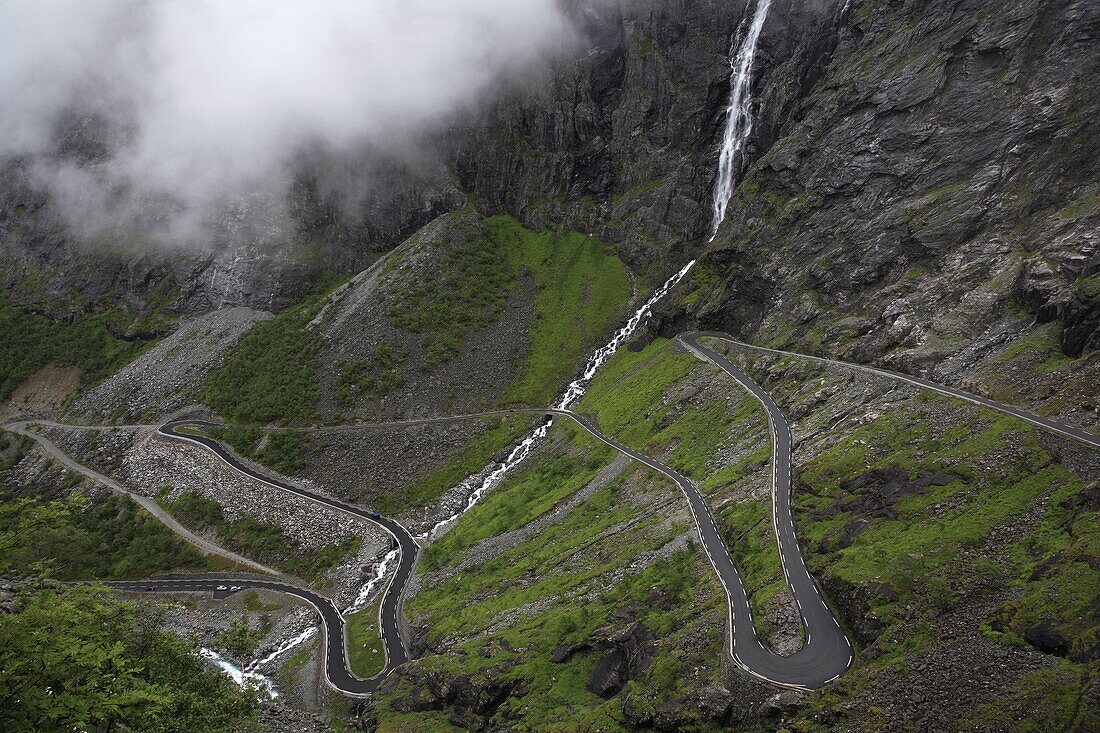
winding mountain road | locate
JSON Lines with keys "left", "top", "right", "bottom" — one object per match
{"left": 2, "top": 421, "right": 279, "bottom": 576}
{"left": 156, "top": 420, "right": 417, "bottom": 693}
{"left": 26, "top": 328, "right": 1097, "bottom": 695}
{"left": 686, "top": 332, "right": 1100, "bottom": 450}
{"left": 109, "top": 576, "right": 383, "bottom": 695}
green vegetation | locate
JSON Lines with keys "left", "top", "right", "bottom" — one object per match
{"left": 576, "top": 339, "right": 696, "bottom": 437}
{"left": 202, "top": 285, "right": 339, "bottom": 424}
{"left": 390, "top": 418, "right": 725, "bottom": 729}
{"left": 779, "top": 395, "right": 1097, "bottom": 731}
{"left": 216, "top": 612, "right": 270, "bottom": 659}
{"left": 240, "top": 590, "right": 281, "bottom": 613}
{"left": 998, "top": 322, "right": 1074, "bottom": 374}
{"left": 283, "top": 639, "right": 315, "bottom": 670}
{"left": 577, "top": 337, "right": 767, "bottom": 483}
{"left": 0, "top": 302, "right": 155, "bottom": 400}
{"left": 716, "top": 498, "right": 786, "bottom": 617}
{"left": 0, "top": 493, "right": 217, "bottom": 580}
{"left": 398, "top": 332, "right": 1097, "bottom": 728}
{"left": 490, "top": 215, "right": 632, "bottom": 405}
{"left": 1077, "top": 273, "right": 1100, "bottom": 298}
{"left": 1053, "top": 190, "right": 1100, "bottom": 220}
{"left": 389, "top": 217, "right": 517, "bottom": 369}
{"left": 216, "top": 426, "right": 311, "bottom": 476}
{"left": 159, "top": 490, "right": 359, "bottom": 579}
{"left": 611, "top": 178, "right": 663, "bottom": 207}
{"left": 794, "top": 412, "right": 1076, "bottom": 599}
{"left": 336, "top": 345, "right": 406, "bottom": 405}
{"left": 346, "top": 602, "right": 386, "bottom": 678}
{"left": 420, "top": 422, "right": 616, "bottom": 573}
{"left": 0, "top": 431, "right": 218, "bottom": 580}
{"left": 381, "top": 213, "right": 631, "bottom": 404}
{"left": 0, "top": 584, "right": 258, "bottom": 733}
{"left": 574, "top": 338, "right": 783, "bottom": 626}
{"left": 375, "top": 416, "right": 529, "bottom": 516}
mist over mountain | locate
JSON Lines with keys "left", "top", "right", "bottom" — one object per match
{"left": 1, "top": 1, "right": 1098, "bottom": 731}
{"left": 0, "top": 0, "right": 577, "bottom": 242}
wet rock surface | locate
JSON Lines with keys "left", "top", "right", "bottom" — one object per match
{"left": 690, "top": 0, "right": 1099, "bottom": 430}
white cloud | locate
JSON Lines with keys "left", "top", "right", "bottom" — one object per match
{"left": 0, "top": 0, "right": 577, "bottom": 243}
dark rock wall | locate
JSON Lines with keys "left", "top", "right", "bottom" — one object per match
{"left": 3, "top": 0, "right": 1096, "bottom": 373}
{"left": 692, "top": 0, "right": 1100, "bottom": 367}
{"left": 1, "top": 0, "right": 750, "bottom": 317}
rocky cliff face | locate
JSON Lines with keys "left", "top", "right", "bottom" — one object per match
{"left": 4, "top": 1, "right": 1097, "bottom": 384}
{"left": 0, "top": 0, "right": 746, "bottom": 320}
{"left": 683, "top": 0, "right": 1099, "bottom": 425}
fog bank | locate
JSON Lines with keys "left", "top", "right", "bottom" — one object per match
{"left": 0, "top": 0, "right": 577, "bottom": 244}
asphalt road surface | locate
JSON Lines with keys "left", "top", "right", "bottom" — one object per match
{"left": 1, "top": 421, "right": 278, "bottom": 575}
{"left": 678, "top": 334, "right": 854, "bottom": 687}
{"left": 101, "top": 328, "right": 1097, "bottom": 694}
{"left": 685, "top": 332, "right": 1100, "bottom": 450}
{"left": 109, "top": 577, "right": 383, "bottom": 695}
{"left": 678, "top": 330, "right": 1099, "bottom": 685}
{"left": 157, "top": 420, "right": 418, "bottom": 694}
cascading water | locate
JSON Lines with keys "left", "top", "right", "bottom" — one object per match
{"left": 421, "top": 1, "right": 775, "bottom": 536}
{"left": 344, "top": 548, "right": 399, "bottom": 614}
{"left": 199, "top": 5, "right": 773, "bottom": 703}
{"left": 710, "top": 0, "right": 773, "bottom": 238}
{"left": 421, "top": 258, "right": 697, "bottom": 539}
{"left": 203, "top": 550, "right": 396, "bottom": 697}
{"left": 200, "top": 648, "right": 281, "bottom": 699}
{"left": 210, "top": 4, "right": 778, "bottom": 692}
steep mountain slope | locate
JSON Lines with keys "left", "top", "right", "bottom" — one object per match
{"left": 1, "top": 0, "right": 1098, "bottom": 730}
{"left": 0, "top": 0, "right": 744, "bottom": 320}
{"left": 364, "top": 334, "right": 1098, "bottom": 731}
{"left": 678, "top": 0, "right": 1099, "bottom": 428}
{"left": 314, "top": 209, "right": 632, "bottom": 420}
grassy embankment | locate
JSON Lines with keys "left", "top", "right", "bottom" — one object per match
{"left": 788, "top": 401, "right": 1096, "bottom": 730}
{"left": 201, "top": 294, "right": 328, "bottom": 426}
{"left": 0, "top": 432, "right": 230, "bottom": 580}
{"left": 390, "top": 333, "right": 1098, "bottom": 729}
{"left": 575, "top": 338, "right": 788, "bottom": 626}
{"left": 383, "top": 214, "right": 632, "bottom": 405}
{"left": 202, "top": 213, "right": 633, "bottom": 515}
{"left": 386, "top": 417, "right": 724, "bottom": 730}
{"left": 689, "top": 342, "right": 1098, "bottom": 730}
{"left": 346, "top": 602, "right": 387, "bottom": 679}
{"left": 380, "top": 339, "right": 764, "bottom": 729}
{"left": 157, "top": 489, "right": 359, "bottom": 581}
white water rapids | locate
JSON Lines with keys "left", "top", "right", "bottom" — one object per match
{"left": 420, "top": 257, "right": 697, "bottom": 540}
{"left": 710, "top": 0, "right": 773, "bottom": 237}
{"left": 202, "top": 1, "right": 774, "bottom": 696}
{"left": 422, "top": 0, "right": 774, "bottom": 538}
{"left": 203, "top": 550, "right": 396, "bottom": 699}
{"left": 344, "top": 547, "right": 399, "bottom": 615}
{"left": 201, "top": 648, "right": 282, "bottom": 699}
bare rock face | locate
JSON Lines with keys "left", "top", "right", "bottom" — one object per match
{"left": 757, "top": 689, "right": 810, "bottom": 719}
{"left": 387, "top": 669, "right": 527, "bottom": 731}
{"left": 691, "top": 0, "right": 1099, "bottom": 404}
{"left": 0, "top": 0, "right": 741, "bottom": 323}
{"left": 584, "top": 620, "right": 656, "bottom": 698}
{"left": 67, "top": 307, "right": 271, "bottom": 423}
{"left": 1022, "top": 619, "right": 1072, "bottom": 657}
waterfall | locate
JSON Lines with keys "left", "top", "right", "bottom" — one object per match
{"left": 554, "top": 258, "right": 697, "bottom": 411}
{"left": 710, "top": 0, "right": 773, "bottom": 237}
{"left": 200, "top": 648, "right": 281, "bottom": 699}
{"left": 420, "top": 0, "right": 774, "bottom": 539}
{"left": 420, "top": 259, "right": 697, "bottom": 540}
{"left": 344, "top": 548, "right": 399, "bottom": 614}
